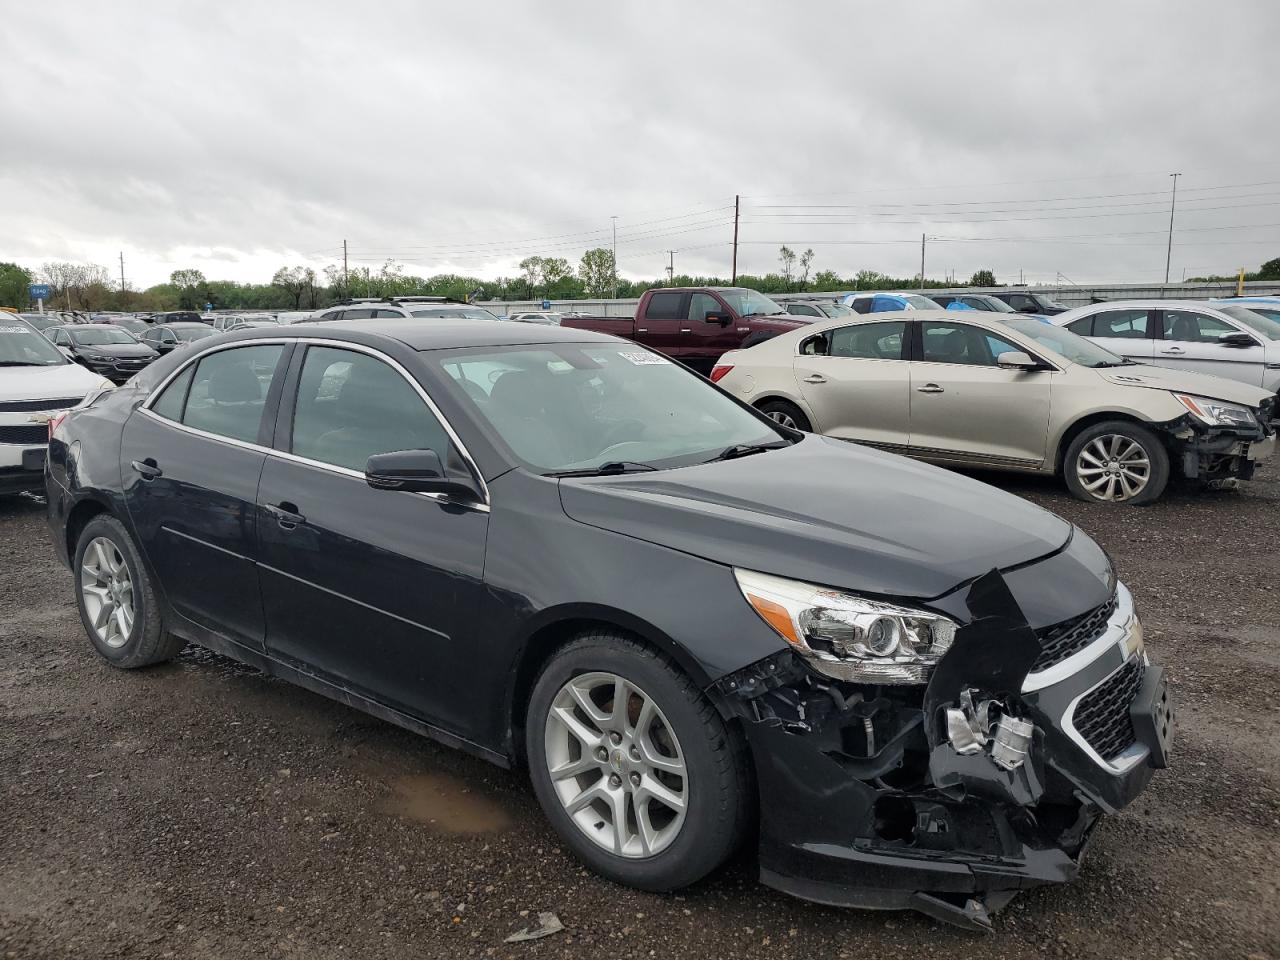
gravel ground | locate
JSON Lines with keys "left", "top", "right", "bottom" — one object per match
{"left": 2, "top": 466, "right": 1278, "bottom": 960}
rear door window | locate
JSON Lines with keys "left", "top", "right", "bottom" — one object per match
{"left": 828, "top": 321, "right": 908, "bottom": 360}
{"left": 1094, "top": 309, "right": 1151, "bottom": 339}
{"left": 181, "top": 345, "right": 285, "bottom": 444}
{"left": 645, "top": 292, "right": 686, "bottom": 320}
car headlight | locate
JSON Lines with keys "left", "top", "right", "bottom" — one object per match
{"left": 1173, "top": 393, "right": 1258, "bottom": 429}
{"left": 734, "top": 569, "right": 956, "bottom": 684}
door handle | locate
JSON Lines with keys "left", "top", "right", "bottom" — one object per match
{"left": 636, "top": 328, "right": 647, "bottom": 333}
{"left": 266, "top": 502, "right": 305, "bottom": 529}
{"left": 916, "top": 383, "right": 945, "bottom": 393}
{"left": 680, "top": 328, "right": 692, "bottom": 333}
{"left": 131, "top": 458, "right": 162, "bottom": 480}
{"left": 1160, "top": 346, "right": 1186, "bottom": 355}
{"left": 802, "top": 374, "right": 827, "bottom": 384}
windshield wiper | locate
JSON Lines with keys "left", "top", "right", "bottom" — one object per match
{"left": 1093, "top": 360, "right": 1141, "bottom": 368}
{"left": 546, "top": 461, "right": 659, "bottom": 478}
{"left": 704, "top": 441, "right": 791, "bottom": 463}
{"left": 0, "top": 360, "right": 51, "bottom": 367}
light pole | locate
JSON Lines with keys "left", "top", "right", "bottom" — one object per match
{"left": 611, "top": 216, "right": 618, "bottom": 299}
{"left": 1164, "top": 172, "right": 1180, "bottom": 285}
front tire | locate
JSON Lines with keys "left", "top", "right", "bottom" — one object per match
{"left": 756, "top": 399, "right": 812, "bottom": 432}
{"left": 1063, "top": 421, "right": 1169, "bottom": 505}
{"left": 73, "top": 514, "right": 184, "bottom": 668}
{"left": 526, "top": 632, "right": 749, "bottom": 892}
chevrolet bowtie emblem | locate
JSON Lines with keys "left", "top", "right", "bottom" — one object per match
{"left": 27, "top": 413, "right": 53, "bottom": 424}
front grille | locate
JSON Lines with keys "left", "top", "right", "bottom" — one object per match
{"left": 0, "top": 425, "right": 49, "bottom": 445}
{"left": 0, "top": 397, "right": 81, "bottom": 413}
{"left": 1031, "top": 593, "right": 1118, "bottom": 672}
{"left": 1073, "top": 657, "right": 1142, "bottom": 761}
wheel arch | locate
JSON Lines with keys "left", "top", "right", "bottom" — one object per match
{"left": 64, "top": 494, "right": 115, "bottom": 563}
{"left": 1053, "top": 410, "right": 1164, "bottom": 474}
{"left": 750, "top": 393, "right": 818, "bottom": 429}
{"left": 504, "top": 604, "right": 715, "bottom": 768}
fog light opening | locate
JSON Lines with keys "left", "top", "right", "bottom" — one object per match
{"left": 872, "top": 795, "right": 916, "bottom": 843}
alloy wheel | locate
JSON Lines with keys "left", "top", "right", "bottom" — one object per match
{"left": 765, "top": 410, "right": 797, "bottom": 429}
{"left": 1076, "top": 434, "right": 1151, "bottom": 502}
{"left": 79, "top": 537, "right": 135, "bottom": 648}
{"left": 543, "top": 671, "right": 688, "bottom": 858}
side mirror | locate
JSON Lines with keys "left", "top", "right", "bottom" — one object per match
{"left": 997, "top": 351, "right": 1041, "bottom": 370}
{"left": 1218, "top": 331, "right": 1258, "bottom": 348}
{"left": 704, "top": 311, "right": 732, "bottom": 325}
{"left": 365, "top": 448, "right": 479, "bottom": 500}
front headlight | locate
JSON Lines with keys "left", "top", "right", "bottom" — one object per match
{"left": 1173, "top": 393, "right": 1258, "bottom": 429}
{"left": 734, "top": 569, "right": 957, "bottom": 684}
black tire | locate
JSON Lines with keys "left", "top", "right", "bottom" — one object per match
{"left": 526, "top": 631, "right": 749, "bottom": 892}
{"left": 755, "top": 398, "right": 812, "bottom": 432}
{"left": 1062, "top": 420, "right": 1169, "bottom": 506}
{"left": 72, "top": 514, "right": 185, "bottom": 668}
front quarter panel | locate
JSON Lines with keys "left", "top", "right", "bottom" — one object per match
{"left": 1046, "top": 368, "right": 1187, "bottom": 458}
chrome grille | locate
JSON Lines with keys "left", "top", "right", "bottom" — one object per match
{"left": 1031, "top": 593, "right": 1118, "bottom": 673}
{"left": 1073, "top": 657, "right": 1142, "bottom": 761}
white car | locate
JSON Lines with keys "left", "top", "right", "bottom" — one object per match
{"left": 507, "top": 312, "right": 563, "bottom": 325}
{"left": 1051, "top": 299, "right": 1280, "bottom": 395}
{"left": 0, "top": 320, "right": 112, "bottom": 494}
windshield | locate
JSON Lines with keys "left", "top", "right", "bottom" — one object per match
{"left": 717, "top": 288, "right": 785, "bottom": 318}
{"left": 70, "top": 327, "right": 138, "bottom": 345}
{"left": 411, "top": 307, "right": 500, "bottom": 320}
{"left": 175, "top": 326, "right": 216, "bottom": 342}
{"left": 815, "top": 303, "right": 853, "bottom": 317}
{"left": 0, "top": 322, "right": 68, "bottom": 366}
{"left": 905, "top": 295, "right": 940, "bottom": 309}
{"left": 435, "top": 343, "right": 783, "bottom": 472}
{"left": 1219, "top": 305, "right": 1280, "bottom": 341}
{"left": 1002, "top": 317, "right": 1128, "bottom": 367}
{"left": 978, "top": 296, "right": 1017, "bottom": 313}
{"left": 1037, "top": 295, "right": 1069, "bottom": 310}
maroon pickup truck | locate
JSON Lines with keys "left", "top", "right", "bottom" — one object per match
{"left": 560, "top": 287, "right": 807, "bottom": 373}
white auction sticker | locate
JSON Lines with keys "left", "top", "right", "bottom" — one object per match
{"left": 619, "top": 351, "right": 667, "bottom": 365}
{"left": 0, "top": 325, "right": 33, "bottom": 334}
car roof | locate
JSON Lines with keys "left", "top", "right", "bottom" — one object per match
{"left": 163, "top": 321, "right": 212, "bottom": 329}
{"left": 252, "top": 317, "right": 620, "bottom": 352}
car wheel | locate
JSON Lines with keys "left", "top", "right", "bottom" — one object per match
{"left": 756, "top": 399, "right": 811, "bottom": 432}
{"left": 73, "top": 514, "right": 185, "bottom": 668}
{"left": 526, "top": 631, "right": 749, "bottom": 891}
{"left": 1063, "top": 421, "right": 1169, "bottom": 506}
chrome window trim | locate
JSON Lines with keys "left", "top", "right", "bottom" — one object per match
{"left": 1021, "top": 583, "right": 1138, "bottom": 693}
{"left": 139, "top": 336, "right": 491, "bottom": 512}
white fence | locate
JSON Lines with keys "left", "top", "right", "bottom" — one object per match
{"left": 482, "top": 281, "right": 1280, "bottom": 317}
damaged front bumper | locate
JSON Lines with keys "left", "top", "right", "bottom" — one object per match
{"left": 1164, "top": 413, "right": 1275, "bottom": 485}
{"left": 713, "top": 571, "right": 1173, "bottom": 932}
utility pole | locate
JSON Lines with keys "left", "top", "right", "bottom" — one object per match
{"left": 919, "top": 234, "right": 926, "bottom": 290}
{"left": 343, "top": 239, "right": 349, "bottom": 290}
{"left": 666, "top": 250, "right": 675, "bottom": 283}
{"left": 1164, "top": 172, "right": 1180, "bottom": 284}
{"left": 611, "top": 216, "right": 618, "bottom": 299}
{"left": 119, "top": 251, "right": 127, "bottom": 305}
{"left": 731, "top": 194, "right": 740, "bottom": 283}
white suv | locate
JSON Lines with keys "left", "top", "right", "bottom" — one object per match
{"left": 0, "top": 319, "right": 111, "bottom": 494}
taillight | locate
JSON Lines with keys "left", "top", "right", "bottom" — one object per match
{"left": 48, "top": 411, "right": 69, "bottom": 441}
{"left": 709, "top": 364, "right": 733, "bottom": 383}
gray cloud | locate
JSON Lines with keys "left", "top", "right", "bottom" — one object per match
{"left": 2, "top": 0, "right": 1278, "bottom": 288}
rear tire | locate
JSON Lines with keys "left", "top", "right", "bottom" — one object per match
{"left": 73, "top": 515, "right": 185, "bottom": 668}
{"left": 526, "top": 631, "right": 749, "bottom": 892}
{"left": 1063, "top": 421, "right": 1169, "bottom": 506}
{"left": 756, "top": 399, "right": 811, "bottom": 432}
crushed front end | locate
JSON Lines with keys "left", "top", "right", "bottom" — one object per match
{"left": 1162, "top": 394, "right": 1275, "bottom": 487}
{"left": 715, "top": 534, "right": 1173, "bottom": 932}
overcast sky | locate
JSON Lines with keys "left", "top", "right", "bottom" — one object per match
{"left": 2, "top": 1, "right": 1278, "bottom": 290}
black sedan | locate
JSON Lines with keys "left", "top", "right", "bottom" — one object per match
{"left": 46, "top": 323, "right": 159, "bottom": 383}
{"left": 44, "top": 320, "right": 1170, "bottom": 930}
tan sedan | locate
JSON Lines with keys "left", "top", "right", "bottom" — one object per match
{"left": 711, "top": 311, "right": 1276, "bottom": 504}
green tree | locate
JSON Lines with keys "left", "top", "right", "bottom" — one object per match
{"left": 170, "top": 269, "right": 208, "bottom": 310}
{"left": 271, "top": 265, "right": 317, "bottom": 309}
{"left": 0, "top": 261, "right": 33, "bottom": 309}
{"left": 778, "top": 246, "right": 796, "bottom": 289}
{"left": 1258, "top": 257, "right": 1280, "bottom": 280}
{"left": 812, "top": 269, "right": 841, "bottom": 291}
{"left": 797, "top": 249, "right": 815, "bottom": 290}
{"left": 969, "top": 269, "right": 997, "bottom": 287}
{"left": 578, "top": 248, "right": 616, "bottom": 297}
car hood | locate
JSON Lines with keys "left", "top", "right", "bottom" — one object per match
{"left": 75, "top": 343, "right": 156, "bottom": 358}
{"left": 558, "top": 436, "right": 1072, "bottom": 601}
{"left": 0, "top": 362, "right": 104, "bottom": 401}
{"left": 1095, "top": 364, "right": 1271, "bottom": 406}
